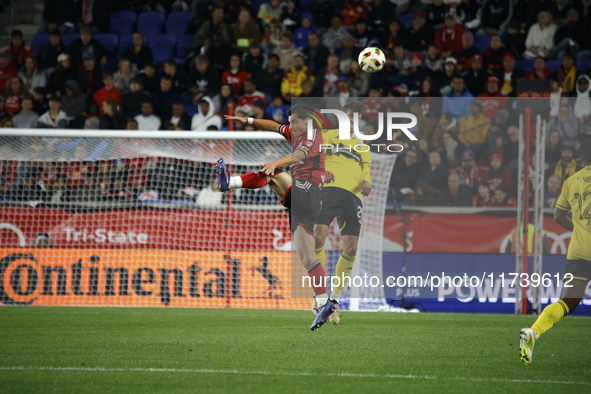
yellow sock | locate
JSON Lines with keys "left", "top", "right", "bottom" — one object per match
{"left": 333, "top": 253, "right": 356, "bottom": 294}
{"left": 531, "top": 300, "right": 570, "bottom": 337}
{"left": 315, "top": 247, "right": 326, "bottom": 268}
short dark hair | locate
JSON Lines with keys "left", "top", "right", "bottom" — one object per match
{"left": 161, "top": 75, "right": 172, "bottom": 82}
{"left": 286, "top": 105, "right": 309, "bottom": 120}
{"left": 267, "top": 53, "right": 280, "bottom": 62}
{"left": 49, "top": 29, "right": 61, "bottom": 37}
{"left": 343, "top": 101, "right": 363, "bottom": 113}
{"left": 164, "top": 59, "right": 177, "bottom": 67}
{"left": 102, "top": 71, "right": 114, "bottom": 80}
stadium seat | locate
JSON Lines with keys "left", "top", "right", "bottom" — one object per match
{"left": 577, "top": 58, "right": 591, "bottom": 71}
{"left": 177, "top": 34, "right": 194, "bottom": 57}
{"left": 185, "top": 104, "right": 199, "bottom": 116}
{"left": 147, "top": 34, "right": 177, "bottom": 64}
{"left": 165, "top": 11, "right": 192, "bottom": 37}
{"left": 474, "top": 35, "right": 490, "bottom": 52}
{"left": 31, "top": 33, "right": 49, "bottom": 55}
{"left": 118, "top": 34, "right": 133, "bottom": 56}
{"left": 110, "top": 11, "right": 137, "bottom": 36}
{"left": 546, "top": 59, "right": 562, "bottom": 72}
{"left": 250, "top": 0, "right": 265, "bottom": 14}
{"left": 399, "top": 13, "right": 414, "bottom": 26}
{"left": 94, "top": 33, "right": 119, "bottom": 55}
{"left": 103, "top": 56, "right": 120, "bottom": 72}
{"left": 62, "top": 32, "right": 80, "bottom": 48}
{"left": 515, "top": 58, "right": 534, "bottom": 73}
{"left": 137, "top": 12, "right": 166, "bottom": 38}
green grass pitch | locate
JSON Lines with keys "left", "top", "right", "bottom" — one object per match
{"left": 0, "top": 307, "right": 590, "bottom": 393}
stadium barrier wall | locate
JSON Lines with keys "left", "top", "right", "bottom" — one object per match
{"left": 0, "top": 248, "right": 310, "bottom": 309}
{"left": 0, "top": 206, "right": 572, "bottom": 254}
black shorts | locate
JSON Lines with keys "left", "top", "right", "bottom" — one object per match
{"left": 317, "top": 187, "right": 363, "bottom": 237}
{"left": 564, "top": 259, "right": 591, "bottom": 282}
{"left": 282, "top": 180, "right": 321, "bottom": 236}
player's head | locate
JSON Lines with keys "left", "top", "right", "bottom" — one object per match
{"left": 343, "top": 101, "right": 363, "bottom": 135}
{"left": 287, "top": 105, "right": 310, "bottom": 136}
{"left": 576, "top": 139, "right": 591, "bottom": 166}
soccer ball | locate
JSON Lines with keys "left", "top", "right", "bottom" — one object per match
{"left": 358, "top": 47, "right": 386, "bottom": 73}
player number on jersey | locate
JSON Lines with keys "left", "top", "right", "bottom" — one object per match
{"left": 574, "top": 192, "right": 591, "bottom": 220}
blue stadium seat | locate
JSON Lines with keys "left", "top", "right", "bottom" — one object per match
{"left": 103, "top": 56, "right": 120, "bottom": 72}
{"left": 185, "top": 104, "right": 199, "bottom": 117}
{"left": 31, "top": 33, "right": 49, "bottom": 55}
{"left": 147, "top": 34, "right": 177, "bottom": 64}
{"left": 118, "top": 34, "right": 133, "bottom": 56}
{"left": 474, "top": 35, "right": 490, "bottom": 52}
{"left": 399, "top": 13, "right": 414, "bottom": 26}
{"left": 515, "top": 58, "right": 534, "bottom": 73}
{"left": 250, "top": 0, "right": 265, "bottom": 14}
{"left": 577, "top": 58, "right": 591, "bottom": 71}
{"left": 177, "top": 34, "right": 193, "bottom": 57}
{"left": 137, "top": 11, "right": 166, "bottom": 38}
{"left": 62, "top": 32, "right": 79, "bottom": 48}
{"left": 546, "top": 59, "right": 562, "bottom": 72}
{"left": 165, "top": 11, "right": 192, "bottom": 37}
{"left": 110, "top": 11, "right": 137, "bottom": 36}
{"left": 174, "top": 57, "right": 186, "bottom": 66}
{"left": 94, "top": 33, "right": 119, "bottom": 55}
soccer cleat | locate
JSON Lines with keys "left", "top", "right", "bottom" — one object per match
{"left": 519, "top": 328, "right": 538, "bottom": 365}
{"left": 310, "top": 300, "right": 336, "bottom": 331}
{"left": 216, "top": 158, "right": 230, "bottom": 191}
{"left": 329, "top": 302, "right": 340, "bottom": 325}
{"left": 312, "top": 298, "right": 318, "bottom": 316}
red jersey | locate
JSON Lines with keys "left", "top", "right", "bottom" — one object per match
{"left": 222, "top": 71, "right": 249, "bottom": 94}
{"left": 341, "top": 0, "right": 369, "bottom": 25}
{"left": 4, "top": 44, "right": 33, "bottom": 69}
{"left": 93, "top": 87, "right": 122, "bottom": 115}
{"left": 0, "top": 64, "right": 17, "bottom": 92}
{"left": 279, "top": 124, "right": 325, "bottom": 188}
{"left": 4, "top": 94, "right": 20, "bottom": 115}
{"left": 477, "top": 92, "right": 508, "bottom": 119}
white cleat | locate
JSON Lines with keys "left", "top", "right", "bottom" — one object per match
{"left": 519, "top": 328, "right": 538, "bottom": 366}
{"left": 329, "top": 302, "right": 340, "bottom": 325}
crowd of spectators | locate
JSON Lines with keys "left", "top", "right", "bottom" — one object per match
{"left": 0, "top": 0, "right": 590, "bottom": 207}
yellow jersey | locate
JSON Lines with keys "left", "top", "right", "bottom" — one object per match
{"left": 556, "top": 166, "right": 591, "bottom": 261}
{"left": 322, "top": 129, "right": 371, "bottom": 199}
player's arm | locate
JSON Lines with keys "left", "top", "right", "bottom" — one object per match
{"left": 554, "top": 207, "right": 573, "bottom": 231}
{"left": 224, "top": 115, "right": 282, "bottom": 133}
{"left": 261, "top": 149, "right": 307, "bottom": 175}
{"left": 554, "top": 182, "right": 572, "bottom": 231}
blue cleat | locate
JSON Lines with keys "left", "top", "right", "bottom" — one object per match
{"left": 310, "top": 300, "right": 336, "bottom": 330}
{"left": 216, "top": 158, "right": 231, "bottom": 191}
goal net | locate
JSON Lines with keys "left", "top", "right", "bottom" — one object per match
{"left": 0, "top": 129, "right": 394, "bottom": 311}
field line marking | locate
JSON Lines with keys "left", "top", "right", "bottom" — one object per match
{"left": 0, "top": 366, "right": 589, "bottom": 386}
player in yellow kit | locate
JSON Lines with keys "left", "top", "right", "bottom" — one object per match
{"left": 314, "top": 101, "right": 372, "bottom": 324}
{"left": 520, "top": 140, "right": 591, "bottom": 365}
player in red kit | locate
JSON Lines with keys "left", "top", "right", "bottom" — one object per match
{"left": 221, "top": 107, "right": 336, "bottom": 330}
